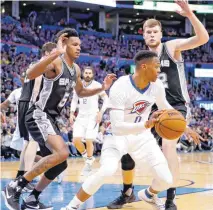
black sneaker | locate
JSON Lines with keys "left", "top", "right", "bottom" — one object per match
{"left": 21, "top": 199, "right": 53, "bottom": 210}
{"left": 22, "top": 183, "right": 35, "bottom": 193}
{"left": 1, "top": 183, "right": 22, "bottom": 210}
{"left": 107, "top": 190, "right": 136, "bottom": 209}
{"left": 165, "top": 200, "right": 177, "bottom": 210}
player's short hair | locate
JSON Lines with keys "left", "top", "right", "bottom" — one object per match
{"left": 41, "top": 42, "right": 57, "bottom": 56}
{"left": 134, "top": 50, "right": 158, "bottom": 66}
{"left": 143, "top": 19, "right": 162, "bottom": 31}
{"left": 83, "top": 66, "right": 95, "bottom": 75}
{"left": 55, "top": 28, "right": 79, "bottom": 43}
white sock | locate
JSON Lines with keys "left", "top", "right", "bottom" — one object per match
{"left": 68, "top": 196, "right": 83, "bottom": 209}
{"left": 82, "top": 151, "right": 87, "bottom": 159}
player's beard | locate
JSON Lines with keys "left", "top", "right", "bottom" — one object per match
{"left": 84, "top": 76, "right": 93, "bottom": 82}
{"left": 146, "top": 40, "right": 161, "bottom": 48}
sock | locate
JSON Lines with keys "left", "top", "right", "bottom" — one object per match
{"left": 30, "top": 189, "right": 42, "bottom": 200}
{"left": 82, "top": 151, "right": 87, "bottom": 159}
{"left": 87, "top": 156, "right": 93, "bottom": 160}
{"left": 16, "top": 170, "right": 26, "bottom": 178}
{"left": 68, "top": 196, "right": 83, "bottom": 209}
{"left": 146, "top": 187, "right": 155, "bottom": 198}
{"left": 123, "top": 184, "right": 133, "bottom": 195}
{"left": 17, "top": 176, "right": 29, "bottom": 189}
{"left": 167, "top": 188, "right": 176, "bottom": 201}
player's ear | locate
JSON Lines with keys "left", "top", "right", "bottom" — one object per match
{"left": 141, "top": 63, "right": 147, "bottom": 70}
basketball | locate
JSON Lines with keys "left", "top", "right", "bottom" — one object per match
{"left": 155, "top": 110, "right": 187, "bottom": 140}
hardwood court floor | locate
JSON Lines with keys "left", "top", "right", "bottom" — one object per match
{"left": 1, "top": 152, "right": 213, "bottom": 210}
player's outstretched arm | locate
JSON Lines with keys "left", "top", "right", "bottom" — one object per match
{"left": 69, "top": 90, "right": 78, "bottom": 125}
{"left": 169, "top": 0, "right": 209, "bottom": 52}
{"left": 74, "top": 64, "right": 116, "bottom": 97}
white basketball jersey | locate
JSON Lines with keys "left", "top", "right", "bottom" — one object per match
{"left": 109, "top": 75, "right": 172, "bottom": 127}
{"left": 75, "top": 80, "right": 104, "bottom": 116}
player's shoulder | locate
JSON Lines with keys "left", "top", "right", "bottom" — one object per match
{"left": 112, "top": 75, "right": 130, "bottom": 86}
{"left": 110, "top": 75, "right": 130, "bottom": 95}
{"left": 12, "top": 87, "right": 22, "bottom": 95}
{"left": 92, "top": 80, "right": 102, "bottom": 87}
{"left": 151, "top": 79, "right": 164, "bottom": 90}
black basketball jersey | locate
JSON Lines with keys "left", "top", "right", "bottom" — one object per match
{"left": 34, "top": 56, "right": 77, "bottom": 117}
{"left": 19, "top": 75, "right": 35, "bottom": 102}
{"left": 158, "top": 43, "right": 190, "bottom": 105}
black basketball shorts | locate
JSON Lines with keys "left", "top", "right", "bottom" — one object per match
{"left": 25, "top": 105, "right": 61, "bottom": 147}
{"left": 18, "top": 101, "right": 30, "bottom": 141}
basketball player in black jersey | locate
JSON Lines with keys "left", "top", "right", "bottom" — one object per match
{"left": 2, "top": 28, "right": 116, "bottom": 210}
{"left": 107, "top": 1, "right": 209, "bottom": 210}
{"left": 15, "top": 42, "right": 57, "bottom": 184}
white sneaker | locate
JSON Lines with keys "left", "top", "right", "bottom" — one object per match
{"left": 138, "top": 189, "right": 165, "bottom": 210}
{"left": 81, "top": 157, "right": 95, "bottom": 176}
{"left": 61, "top": 206, "right": 77, "bottom": 210}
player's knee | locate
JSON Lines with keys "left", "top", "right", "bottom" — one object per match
{"left": 99, "top": 163, "right": 118, "bottom": 177}
{"left": 121, "top": 154, "right": 135, "bottom": 171}
{"left": 44, "top": 160, "right": 68, "bottom": 180}
{"left": 58, "top": 148, "right": 69, "bottom": 161}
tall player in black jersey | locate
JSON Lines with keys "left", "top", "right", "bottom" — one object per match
{"left": 107, "top": 1, "right": 209, "bottom": 210}
{"left": 2, "top": 28, "right": 116, "bottom": 210}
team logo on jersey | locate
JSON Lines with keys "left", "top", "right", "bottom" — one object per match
{"left": 161, "top": 60, "right": 170, "bottom": 67}
{"left": 131, "top": 100, "right": 151, "bottom": 115}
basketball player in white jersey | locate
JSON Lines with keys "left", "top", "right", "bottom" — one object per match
{"left": 0, "top": 82, "right": 24, "bottom": 152}
{"left": 107, "top": 1, "right": 209, "bottom": 210}
{"left": 70, "top": 66, "right": 108, "bottom": 174}
{"left": 61, "top": 50, "right": 181, "bottom": 210}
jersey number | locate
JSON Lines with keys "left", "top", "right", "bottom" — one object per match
{"left": 58, "top": 92, "right": 69, "bottom": 108}
{"left": 158, "top": 72, "right": 168, "bottom": 88}
{"left": 83, "top": 98, "right": 87, "bottom": 104}
{"left": 134, "top": 116, "right": 142, "bottom": 123}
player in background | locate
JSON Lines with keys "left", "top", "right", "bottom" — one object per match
{"left": 70, "top": 66, "right": 109, "bottom": 175}
{"left": 107, "top": 1, "right": 209, "bottom": 210}
{"left": 2, "top": 28, "right": 116, "bottom": 210}
{"left": 61, "top": 50, "right": 178, "bottom": 210}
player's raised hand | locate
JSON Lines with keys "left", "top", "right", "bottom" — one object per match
{"left": 57, "top": 33, "right": 68, "bottom": 54}
{"left": 145, "top": 110, "right": 165, "bottom": 129}
{"left": 102, "top": 74, "right": 117, "bottom": 90}
{"left": 175, "top": 0, "right": 193, "bottom": 17}
{"left": 184, "top": 127, "right": 204, "bottom": 145}
{"left": 69, "top": 113, "right": 76, "bottom": 125}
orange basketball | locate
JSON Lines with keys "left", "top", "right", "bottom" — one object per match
{"left": 155, "top": 110, "right": 187, "bottom": 140}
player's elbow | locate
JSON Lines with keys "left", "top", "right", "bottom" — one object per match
{"left": 197, "top": 32, "right": 209, "bottom": 45}
{"left": 26, "top": 69, "right": 35, "bottom": 80}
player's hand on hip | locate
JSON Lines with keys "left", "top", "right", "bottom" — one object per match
{"left": 69, "top": 114, "right": 76, "bottom": 125}
{"left": 96, "top": 111, "right": 103, "bottom": 124}
{"left": 57, "top": 33, "right": 68, "bottom": 54}
{"left": 184, "top": 127, "right": 203, "bottom": 145}
{"left": 175, "top": 0, "right": 193, "bottom": 17}
{"left": 102, "top": 74, "right": 117, "bottom": 90}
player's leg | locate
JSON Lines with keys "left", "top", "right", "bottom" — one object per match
{"left": 2, "top": 110, "right": 69, "bottom": 210}
{"left": 107, "top": 154, "right": 136, "bottom": 209}
{"left": 82, "top": 120, "right": 99, "bottom": 175}
{"left": 163, "top": 106, "right": 188, "bottom": 210}
{"left": 162, "top": 138, "right": 179, "bottom": 210}
{"left": 15, "top": 140, "right": 28, "bottom": 178}
{"left": 73, "top": 117, "right": 87, "bottom": 158}
{"left": 21, "top": 145, "right": 68, "bottom": 210}
{"left": 61, "top": 147, "right": 121, "bottom": 210}
{"left": 132, "top": 136, "right": 172, "bottom": 209}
